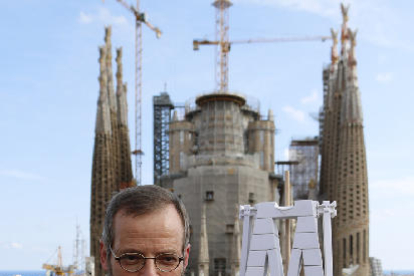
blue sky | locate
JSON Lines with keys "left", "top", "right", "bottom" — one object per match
{"left": 1, "top": 0, "right": 413, "bottom": 271}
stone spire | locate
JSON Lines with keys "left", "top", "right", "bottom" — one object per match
{"left": 231, "top": 206, "right": 241, "bottom": 276}
{"left": 268, "top": 109, "right": 273, "bottom": 121}
{"left": 116, "top": 45, "right": 134, "bottom": 189}
{"left": 198, "top": 203, "right": 209, "bottom": 276}
{"left": 322, "top": 6, "right": 370, "bottom": 276}
{"left": 340, "top": 3, "right": 350, "bottom": 57}
{"left": 330, "top": 28, "right": 339, "bottom": 69}
{"left": 116, "top": 48, "right": 128, "bottom": 126}
{"left": 341, "top": 29, "right": 363, "bottom": 125}
{"left": 91, "top": 44, "right": 116, "bottom": 276}
{"left": 348, "top": 29, "right": 359, "bottom": 84}
{"left": 95, "top": 46, "right": 112, "bottom": 134}
{"left": 105, "top": 26, "right": 117, "bottom": 112}
{"left": 104, "top": 26, "right": 121, "bottom": 192}
{"left": 116, "top": 47, "right": 123, "bottom": 94}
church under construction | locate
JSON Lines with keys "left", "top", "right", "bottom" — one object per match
{"left": 89, "top": 3, "right": 371, "bottom": 276}
{"left": 90, "top": 27, "right": 134, "bottom": 276}
{"left": 319, "top": 5, "right": 369, "bottom": 276}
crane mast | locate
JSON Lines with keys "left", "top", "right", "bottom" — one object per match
{"left": 194, "top": 1, "right": 331, "bottom": 93}
{"left": 213, "top": 0, "right": 232, "bottom": 93}
{"left": 108, "top": 0, "right": 161, "bottom": 185}
{"left": 134, "top": 0, "right": 143, "bottom": 185}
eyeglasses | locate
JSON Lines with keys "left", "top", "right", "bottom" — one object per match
{"left": 109, "top": 246, "right": 184, "bottom": 272}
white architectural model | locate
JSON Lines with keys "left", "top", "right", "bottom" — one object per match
{"left": 239, "top": 200, "right": 336, "bottom": 276}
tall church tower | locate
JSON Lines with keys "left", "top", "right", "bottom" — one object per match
{"left": 319, "top": 5, "right": 369, "bottom": 276}
{"left": 90, "top": 27, "right": 134, "bottom": 276}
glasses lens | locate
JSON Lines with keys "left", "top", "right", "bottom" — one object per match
{"left": 119, "top": 253, "right": 145, "bottom": 272}
{"left": 155, "top": 253, "right": 180, "bottom": 272}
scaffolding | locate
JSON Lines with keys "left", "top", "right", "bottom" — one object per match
{"left": 289, "top": 138, "right": 319, "bottom": 199}
{"left": 319, "top": 67, "right": 330, "bottom": 150}
{"left": 153, "top": 92, "right": 174, "bottom": 185}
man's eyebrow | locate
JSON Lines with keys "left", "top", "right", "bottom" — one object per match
{"left": 117, "top": 248, "right": 143, "bottom": 254}
{"left": 153, "top": 249, "right": 180, "bottom": 255}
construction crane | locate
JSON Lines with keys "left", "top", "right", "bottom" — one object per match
{"left": 72, "top": 224, "right": 86, "bottom": 273}
{"left": 194, "top": 0, "right": 331, "bottom": 93}
{"left": 105, "top": 0, "right": 161, "bottom": 185}
{"left": 43, "top": 246, "right": 76, "bottom": 276}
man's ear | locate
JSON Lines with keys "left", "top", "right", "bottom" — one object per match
{"left": 100, "top": 240, "right": 109, "bottom": 271}
{"left": 183, "top": 244, "right": 191, "bottom": 269}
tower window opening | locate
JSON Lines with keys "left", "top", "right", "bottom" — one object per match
{"left": 214, "top": 258, "right": 226, "bottom": 276}
{"left": 363, "top": 230, "right": 367, "bottom": 263}
{"left": 356, "top": 232, "right": 360, "bottom": 264}
{"left": 205, "top": 191, "right": 214, "bottom": 201}
{"left": 248, "top": 192, "right": 255, "bottom": 204}
{"left": 349, "top": 235, "right": 354, "bottom": 264}
{"left": 343, "top": 238, "right": 347, "bottom": 267}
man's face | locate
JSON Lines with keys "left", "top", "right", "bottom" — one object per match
{"left": 100, "top": 204, "right": 190, "bottom": 276}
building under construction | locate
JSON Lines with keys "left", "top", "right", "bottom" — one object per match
{"left": 288, "top": 138, "right": 319, "bottom": 200}
{"left": 90, "top": 27, "right": 134, "bottom": 276}
{"left": 89, "top": 2, "right": 371, "bottom": 276}
{"left": 156, "top": 91, "right": 280, "bottom": 276}
{"left": 319, "top": 5, "right": 370, "bottom": 276}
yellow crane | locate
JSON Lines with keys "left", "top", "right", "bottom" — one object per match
{"left": 43, "top": 246, "right": 76, "bottom": 276}
{"left": 103, "top": 0, "right": 161, "bottom": 185}
{"left": 194, "top": 0, "right": 331, "bottom": 93}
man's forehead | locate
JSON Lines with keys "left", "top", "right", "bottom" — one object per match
{"left": 112, "top": 203, "right": 185, "bottom": 248}
{"left": 115, "top": 203, "right": 176, "bottom": 218}
{"left": 113, "top": 203, "right": 184, "bottom": 234}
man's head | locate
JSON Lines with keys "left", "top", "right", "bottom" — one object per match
{"left": 100, "top": 185, "right": 190, "bottom": 276}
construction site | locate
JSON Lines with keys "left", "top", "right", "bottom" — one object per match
{"left": 89, "top": 1, "right": 372, "bottom": 276}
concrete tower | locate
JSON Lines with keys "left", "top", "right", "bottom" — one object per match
{"left": 90, "top": 45, "right": 114, "bottom": 276}
{"left": 90, "top": 28, "right": 134, "bottom": 276}
{"left": 105, "top": 27, "right": 120, "bottom": 192}
{"left": 319, "top": 5, "right": 369, "bottom": 276}
{"left": 334, "top": 27, "right": 369, "bottom": 276}
{"left": 160, "top": 92, "right": 280, "bottom": 276}
{"left": 116, "top": 47, "right": 134, "bottom": 189}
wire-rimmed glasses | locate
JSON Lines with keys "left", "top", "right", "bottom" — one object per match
{"left": 109, "top": 246, "right": 184, "bottom": 272}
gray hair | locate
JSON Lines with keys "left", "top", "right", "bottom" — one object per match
{"left": 102, "top": 185, "right": 190, "bottom": 260}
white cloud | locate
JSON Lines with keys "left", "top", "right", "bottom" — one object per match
{"left": 282, "top": 105, "right": 305, "bottom": 122}
{"left": 0, "top": 169, "right": 45, "bottom": 181}
{"left": 11, "top": 242, "right": 23, "bottom": 249}
{"left": 78, "top": 11, "right": 93, "bottom": 24}
{"left": 301, "top": 89, "right": 318, "bottom": 104}
{"left": 78, "top": 7, "right": 128, "bottom": 27}
{"left": 1, "top": 242, "right": 23, "bottom": 250}
{"left": 376, "top": 72, "right": 393, "bottom": 83}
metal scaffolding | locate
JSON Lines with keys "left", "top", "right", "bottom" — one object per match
{"left": 153, "top": 92, "right": 174, "bottom": 185}
{"left": 289, "top": 138, "right": 319, "bottom": 200}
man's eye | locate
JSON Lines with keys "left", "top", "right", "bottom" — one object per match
{"left": 121, "top": 254, "right": 142, "bottom": 264}
{"left": 157, "top": 254, "right": 178, "bottom": 264}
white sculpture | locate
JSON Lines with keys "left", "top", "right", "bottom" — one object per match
{"left": 239, "top": 200, "right": 336, "bottom": 276}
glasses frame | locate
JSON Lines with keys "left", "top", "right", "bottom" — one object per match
{"left": 109, "top": 245, "right": 184, "bottom": 273}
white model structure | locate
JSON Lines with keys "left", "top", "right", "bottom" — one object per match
{"left": 239, "top": 200, "right": 336, "bottom": 276}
